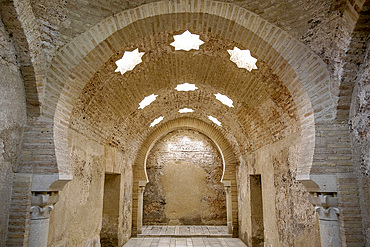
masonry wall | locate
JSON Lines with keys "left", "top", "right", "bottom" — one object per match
{"left": 238, "top": 133, "right": 321, "bottom": 247}
{"left": 0, "top": 17, "right": 26, "bottom": 247}
{"left": 143, "top": 129, "right": 226, "bottom": 225}
{"left": 47, "top": 129, "right": 133, "bottom": 247}
{"left": 47, "top": 130, "right": 105, "bottom": 246}
{"left": 350, "top": 37, "right": 370, "bottom": 244}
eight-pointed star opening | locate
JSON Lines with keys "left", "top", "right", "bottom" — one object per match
{"left": 115, "top": 48, "right": 145, "bottom": 75}
{"left": 227, "top": 47, "right": 257, "bottom": 71}
{"left": 170, "top": 30, "right": 204, "bottom": 51}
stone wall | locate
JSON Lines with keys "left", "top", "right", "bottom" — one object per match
{"left": 350, "top": 37, "right": 370, "bottom": 244}
{"left": 143, "top": 129, "right": 226, "bottom": 225}
{"left": 47, "top": 130, "right": 133, "bottom": 247}
{"left": 0, "top": 17, "right": 26, "bottom": 247}
{"left": 47, "top": 130, "right": 105, "bottom": 247}
{"left": 238, "top": 133, "right": 320, "bottom": 247}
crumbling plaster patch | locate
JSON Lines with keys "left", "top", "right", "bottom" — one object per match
{"left": 47, "top": 130, "right": 105, "bottom": 247}
{"left": 237, "top": 133, "right": 320, "bottom": 247}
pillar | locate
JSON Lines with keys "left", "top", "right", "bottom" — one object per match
{"left": 137, "top": 181, "right": 147, "bottom": 234}
{"left": 309, "top": 192, "right": 341, "bottom": 247}
{"left": 29, "top": 192, "right": 59, "bottom": 247}
{"left": 223, "top": 181, "right": 233, "bottom": 234}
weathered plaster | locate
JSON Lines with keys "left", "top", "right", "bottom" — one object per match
{"left": 47, "top": 130, "right": 105, "bottom": 247}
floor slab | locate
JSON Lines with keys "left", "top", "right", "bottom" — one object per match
{"left": 123, "top": 237, "right": 247, "bottom": 247}
{"left": 138, "top": 225, "right": 232, "bottom": 238}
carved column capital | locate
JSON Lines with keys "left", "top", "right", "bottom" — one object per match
{"left": 224, "top": 186, "right": 231, "bottom": 194}
{"left": 309, "top": 192, "right": 339, "bottom": 221}
{"left": 138, "top": 186, "right": 146, "bottom": 194}
{"left": 30, "top": 192, "right": 59, "bottom": 220}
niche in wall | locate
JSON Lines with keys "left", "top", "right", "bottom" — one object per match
{"left": 250, "top": 174, "right": 264, "bottom": 246}
{"left": 101, "top": 174, "right": 121, "bottom": 246}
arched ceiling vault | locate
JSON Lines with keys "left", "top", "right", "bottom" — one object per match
{"left": 47, "top": 2, "right": 333, "bottom": 176}
{"left": 70, "top": 31, "right": 300, "bottom": 161}
{"left": 132, "top": 117, "right": 238, "bottom": 182}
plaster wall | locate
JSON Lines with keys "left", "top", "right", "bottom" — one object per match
{"left": 48, "top": 130, "right": 105, "bottom": 247}
{"left": 0, "top": 17, "right": 26, "bottom": 247}
{"left": 238, "top": 133, "right": 320, "bottom": 247}
{"left": 143, "top": 129, "right": 226, "bottom": 225}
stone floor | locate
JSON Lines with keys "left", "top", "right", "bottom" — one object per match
{"left": 138, "top": 226, "right": 232, "bottom": 238}
{"left": 123, "top": 237, "right": 247, "bottom": 247}
{"left": 123, "top": 226, "right": 247, "bottom": 247}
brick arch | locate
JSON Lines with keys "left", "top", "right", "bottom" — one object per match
{"left": 132, "top": 117, "right": 238, "bottom": 233}
{"left": 45, "top": 0, "right": 333, "bottom": 179}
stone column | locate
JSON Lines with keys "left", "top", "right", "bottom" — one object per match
{"left": 29, "top": 192, "right": 59, "bottom": 247}
{"left": 223, "top": 181, "right": 233, "bottom": 234}
{"left": 309, "top": 192, "right": 341, "bottom": 247}
{"left": 137, "top": 181, "right": 147, "bottom": 234}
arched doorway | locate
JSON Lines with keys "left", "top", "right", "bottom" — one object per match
{"left": 143, "top": 129, "right": 226, "bottom": 225}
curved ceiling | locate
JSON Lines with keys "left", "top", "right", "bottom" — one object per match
{"left": 69, "top": 30, "right": 300, "bottom": 160}
{"left": 48, "top": 4, "right": 331, "bottom": 175}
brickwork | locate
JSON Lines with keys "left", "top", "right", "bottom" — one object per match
{"left": 0, "top": 0, "right": 369, "bottom": 246}
{"left": 52, "top": 7, "right": 326, "bottom": 179}
{"left": 313, "top": 123, "right": 365, "bottom": 245}
{"left": 6, "top": 174, "right": 32, "bottom": 247}
{"left": 1, "top": 0, "right": 43, "bottom": 117}
{"left": 18, "top": 117, "right": 58, "bottom": 174}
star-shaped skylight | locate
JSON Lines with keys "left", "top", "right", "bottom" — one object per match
{"left": 115, "top": 48, "right": 145, "bottom": 75}
{"left": 214, "top": 93, "right": 234, "bottom": 107}
{"left": 227, "top": 47, "right": 257, "bottom": 71}
{"left": 150, "top": 116, "right": 164, "bottom": 127}
{"left": 138, "top": 94, "right": 158, "bottom": 109}
{"left": 170, "top": 30, "right": 204, "bottom": 51}
{"left": 208, "top": 116, "right": 222, "bottom": 126}
{"left": 175, "top": 83, "right": 198, "bottom": 91}
{"left": 179, "top": 108, "right": 194, "bottom": 113}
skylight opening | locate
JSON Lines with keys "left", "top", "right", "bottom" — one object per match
{"left": 138, "top": 94, "right": 158, "bottom": 109}
{"left": 175, "top": 83, "right": 198, "bottom": 92}
{"left": 114, "top": 48, "right": 145, "bottom": 75}
{"left": 227, "top": 47, "right": 257, "bottom": 72}
{"left": 178, "top": 108, "right": 194, "bottom": 113}
{"left": 214, "top": 93, "right": 234, "bottom": 107}
{"left": 208, "top": 116, "right": 222, "bottom": 126}
{"left": 170, "top": 30, "right": 204, "bottom": 51}
{"left": 150, "top": 116, "right": 164, "bottom": 127}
